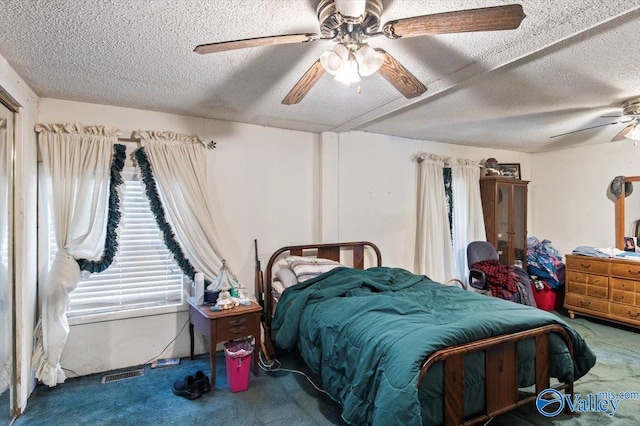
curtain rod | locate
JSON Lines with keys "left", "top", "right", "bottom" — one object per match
{"left": 118, "top": 137, "right": 140, "bottom": 143}
{"left": 117, "top": 137, "right": 217, "bottom": 149}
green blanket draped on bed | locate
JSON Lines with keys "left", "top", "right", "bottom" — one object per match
{"left": 271, "top": 267, "right": 596, "bottom": 425}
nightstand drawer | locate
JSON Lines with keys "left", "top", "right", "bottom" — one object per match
{"left": 217, "top": 313, "right": 257, "bottom": 341}
{"left": 566, "top": 257, "right": 609, "bottom": 275}
{"left": 565, "top": 293, "right": 609, "bottom": 314}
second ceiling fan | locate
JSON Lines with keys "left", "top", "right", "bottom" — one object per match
{"left": 550, "top": 97, "right": 640, "bottom": 141}
{"left": 195, "top": 0, "right": 526, "bottom": 105}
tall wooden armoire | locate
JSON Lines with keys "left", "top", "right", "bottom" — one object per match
{"left": 479, "top": 176, "right": 529, "bottom": 268}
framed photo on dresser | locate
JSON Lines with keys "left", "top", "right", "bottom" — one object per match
{"left": 624, "top": 236, "right": 637, "bottom": 252}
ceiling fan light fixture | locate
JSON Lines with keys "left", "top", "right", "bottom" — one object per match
{"left": 624, "top": 123, "right": 640, "bottom": 141}
{"left": 334, "top": 55, "right": 361, "bottom": 84}
{"left": 334, "top": 0, "right": 366, "bottom": 19}
{"left": 354, "top": 44, "right": 384, "bottom": 76}
{"left": 319, "top": 46, "right": 347, "bottom": 75}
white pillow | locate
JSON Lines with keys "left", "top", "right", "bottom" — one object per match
{"left": 285, "top": 255, "right": 344, "bottom": 282}
{"left": 275, "top": 267, "right": 298, "bottom": 289}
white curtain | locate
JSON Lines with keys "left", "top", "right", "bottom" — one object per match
{"left": 33, "top": 123, "right": 120, "bottom": 387}
{"left": 451, "top": 159, "right": 486, "bottom": 288}
{"left": 133, "top": 130, "right": 226, "bottom": 281}
{"left": 415, "top": 154, "right": 455, "bottom": 283}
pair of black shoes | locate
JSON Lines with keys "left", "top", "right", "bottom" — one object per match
{"left": 172, "top": 370, "right": 211, "bottom": 400}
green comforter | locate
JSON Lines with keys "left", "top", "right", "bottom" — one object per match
{"left": 271, "top": 267, "right": 596, "bottom": 425}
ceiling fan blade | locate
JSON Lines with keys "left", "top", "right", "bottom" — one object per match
{"left": 381, "top": 4, "right": 525, "bottom": 39}
{"left": 282, "top": 60, "right": 326, "bottom": 105}
{"left": 549, "top": 119, "right": 634, "bottom": 139}
{"left": 375, "top": 49, "right": 427, "bottom": 99}
{"left": 611, "top": 123, "right": 636, "bottom": 141}
{"left": 195, "top": 33, "right": 319, "bottom": 54}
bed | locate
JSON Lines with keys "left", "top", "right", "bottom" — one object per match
{"left": 258, "top": 241, "right": 596, "bottom": 425}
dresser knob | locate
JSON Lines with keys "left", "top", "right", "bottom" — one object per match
{"left": 230, "top": 326, "right": 247, "bottom": 334}
{"left": 628, "top": 269, "right": 640, "bottom": 275}
{"left": 628, "top": 311, "right": 640, "bottom": 318}
{"left": 580, "top": 300, "right": 591, "bottom": 307}
{"left": 580, "top": 263, "right": 591, "bottom": 269}
{"left": 230, "top": 318, "right": 246, "bottom": 326}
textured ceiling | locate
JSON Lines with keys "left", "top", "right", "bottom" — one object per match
{"left": 0, "top": 1, "right": 639, "bottom": 152}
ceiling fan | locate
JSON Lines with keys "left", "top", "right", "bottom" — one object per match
{"left": 550, "top": 97, "right": 640, "bottom": 141}
{"left": 194, "top": 0, "right": 526, "bottom": 105}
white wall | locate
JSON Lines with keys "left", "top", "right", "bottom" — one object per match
{"left": 530, "top": 139, "right": 640, "bottom": 258}
{"left": 337, "top": 131, "right": 531, "bottom": 270}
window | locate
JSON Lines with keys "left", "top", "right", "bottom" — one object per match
{"left": 48, "top": 167, "right": 186, "bottom": 318}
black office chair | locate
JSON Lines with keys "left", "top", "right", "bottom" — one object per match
{"left": 467, "top": 241, "right": 499, "bottom": 290}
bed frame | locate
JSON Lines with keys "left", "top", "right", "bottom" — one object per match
{"left": 257, "top": 241, "right": 574, "bottom": 425}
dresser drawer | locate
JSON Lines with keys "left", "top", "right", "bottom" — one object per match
{"left": 610, "top": 303, "right": 640, "bottom": 323}
{"left": 566, "top": 271, "right": 608, "bottom": 287}
{"left": 566, "top": 257, "right": 610, "bottom": 275}
{"left": 611, "top": 277, "right": 639, "bottom": 292}
{"left": 611, "top": 263, "right": 640, "bottom": 280}
{"left": 216, "top": 313, "right": 257, "bottom": 341}
{"left": 611, "top": 289, "right": 637, "bottom": 306}
{"left": 568, "top": 280, "right": 608, "bottom": 298}
{"left": 586, "top": 285, "right": 608, "bottom": 299}
{"left": 567, "top": 281, "right": 586, "bottom": 295}
{"left": 565, "top": 293, "right": 609, "bottom": 314}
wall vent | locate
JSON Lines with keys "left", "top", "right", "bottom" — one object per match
{"left": 101, "top": 368, "right": 144, "bottom": 384}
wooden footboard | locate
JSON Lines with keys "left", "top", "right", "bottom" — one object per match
{"left": 418, "top": 324, "right": 574, "bottom": 425}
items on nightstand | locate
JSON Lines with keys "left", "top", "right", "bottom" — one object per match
{"left": 194, "top": 272, "right": 205, "bottom": 305}
{"left": 207, "top": 260, "right": 246, "bottom": 310}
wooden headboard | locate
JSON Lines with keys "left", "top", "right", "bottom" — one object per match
{"left": 259, "top": 241, "right": 381, "bottom": 342}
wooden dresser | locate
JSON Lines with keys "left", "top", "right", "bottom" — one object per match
{"left": 565, "top": 254, "right": 640, "bottom": 327}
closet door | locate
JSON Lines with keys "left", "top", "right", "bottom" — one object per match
{"left": 0, "top": 99, "right": 15, "bottom": 421}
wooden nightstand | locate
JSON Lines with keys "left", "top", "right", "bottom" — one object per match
{"left": 187, "top": 298, "right": 262, "bottom": 388}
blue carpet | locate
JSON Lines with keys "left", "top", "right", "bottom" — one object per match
{"left": 0, "top": 390, "right": 9, "bottom": 424}
{"left": 10, "top": 314, "right": 640, "bottom": 425}
{"left": 13, "top": 352, "right": 346, "bottom": 426}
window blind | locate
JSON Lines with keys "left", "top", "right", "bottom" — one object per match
{"left": 50, "top": 172, "right": 186, "bottom": 318}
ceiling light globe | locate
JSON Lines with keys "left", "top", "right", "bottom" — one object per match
{"left": 320, "top": 43, "right": 350, "bottom": 75}
{"left": 625, "top": 122, "right": 640, "bottom": 141}
{"left": 334, "top": 58, "right": 361, "bottom": 84}
{"left": 355, "top": 45, "right": 384, "bottom": 76}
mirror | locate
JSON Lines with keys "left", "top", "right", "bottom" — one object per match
{"left": 0, "top": 101, "right": 14, "bottom": 421}
{"left": 614, "top": 176, "right": 640, "bottom": 249}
